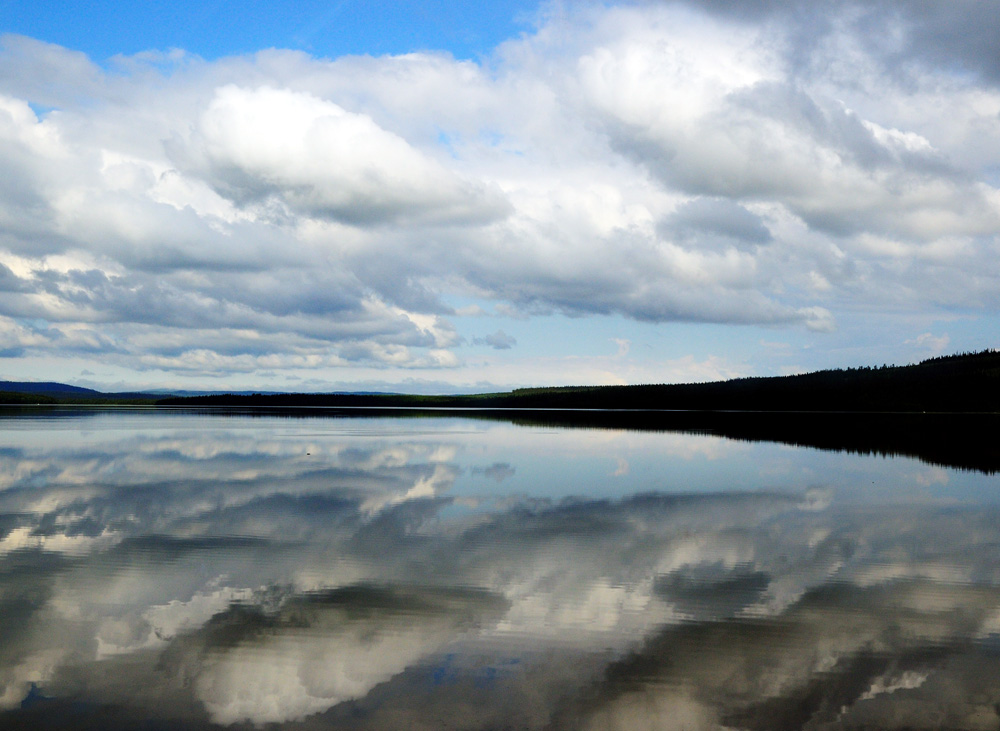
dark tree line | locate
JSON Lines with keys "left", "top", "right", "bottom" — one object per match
{"left": 158, "top": 349, "right": 1000, "bottom": 413}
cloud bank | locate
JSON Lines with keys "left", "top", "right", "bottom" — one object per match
{"left": 0, "top": 0, "right": 998, "bottom": 385}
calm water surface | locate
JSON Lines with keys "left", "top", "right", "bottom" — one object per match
{"left": 1, "top": 408, "right": 999, "bottom": 729}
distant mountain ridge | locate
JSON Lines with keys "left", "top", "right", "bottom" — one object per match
{"left": 0, "top": 382, "right": 397, "bottom": 403}
{"left": 0, "top": 381, "right": 103, "bottom": 396}
{"left": 0, "top": 381, "right": 161, "bottom": 402}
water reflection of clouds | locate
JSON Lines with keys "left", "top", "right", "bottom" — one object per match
{"left": 562, "top": 578, "right": 1000, "bottom": 731}
{"left": 0, "top": 415, "right": 999, "bottom": 728}
{"left": 189, "top": 586, "right": 510, "bottom": 725}
{"left": 481, "top": 424, "right": 747, "bottom": 461}
{"left": 471, "top": 462, "right": 516, "bottom": 482}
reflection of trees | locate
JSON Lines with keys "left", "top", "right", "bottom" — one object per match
{"left": 457, "top": 410, "right": 997, "bottom": 474}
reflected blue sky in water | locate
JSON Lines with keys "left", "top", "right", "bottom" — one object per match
{"left": 0, "top": 409, "right": 999, "bottom": 729}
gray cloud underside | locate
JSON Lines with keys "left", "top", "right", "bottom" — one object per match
{"left": 0, "top": 0, "right": 999, "bottom": 373}
{"left": 472, "top": 329, "right": 517, "bottom": 349}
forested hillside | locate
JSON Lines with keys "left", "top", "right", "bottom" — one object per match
{"left": 159, "top": 349, "right": 1000, "bottom": 412}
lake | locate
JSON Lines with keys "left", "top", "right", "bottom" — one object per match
{"left": 1, "top": 407, "right": 999, "bottom": 729}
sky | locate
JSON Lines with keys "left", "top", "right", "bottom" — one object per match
{"left": 0, "top": 0, "right": 997, "bottom": 393}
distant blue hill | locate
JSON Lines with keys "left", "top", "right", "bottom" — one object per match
{"left": 0, "top": 381, "right": 103, "bottom": 396}
{"left": 0, "top": 381, "right": 399, "bottom": 400}
{"left": 0, "top": 381, "right": 163, "bottom": 401}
